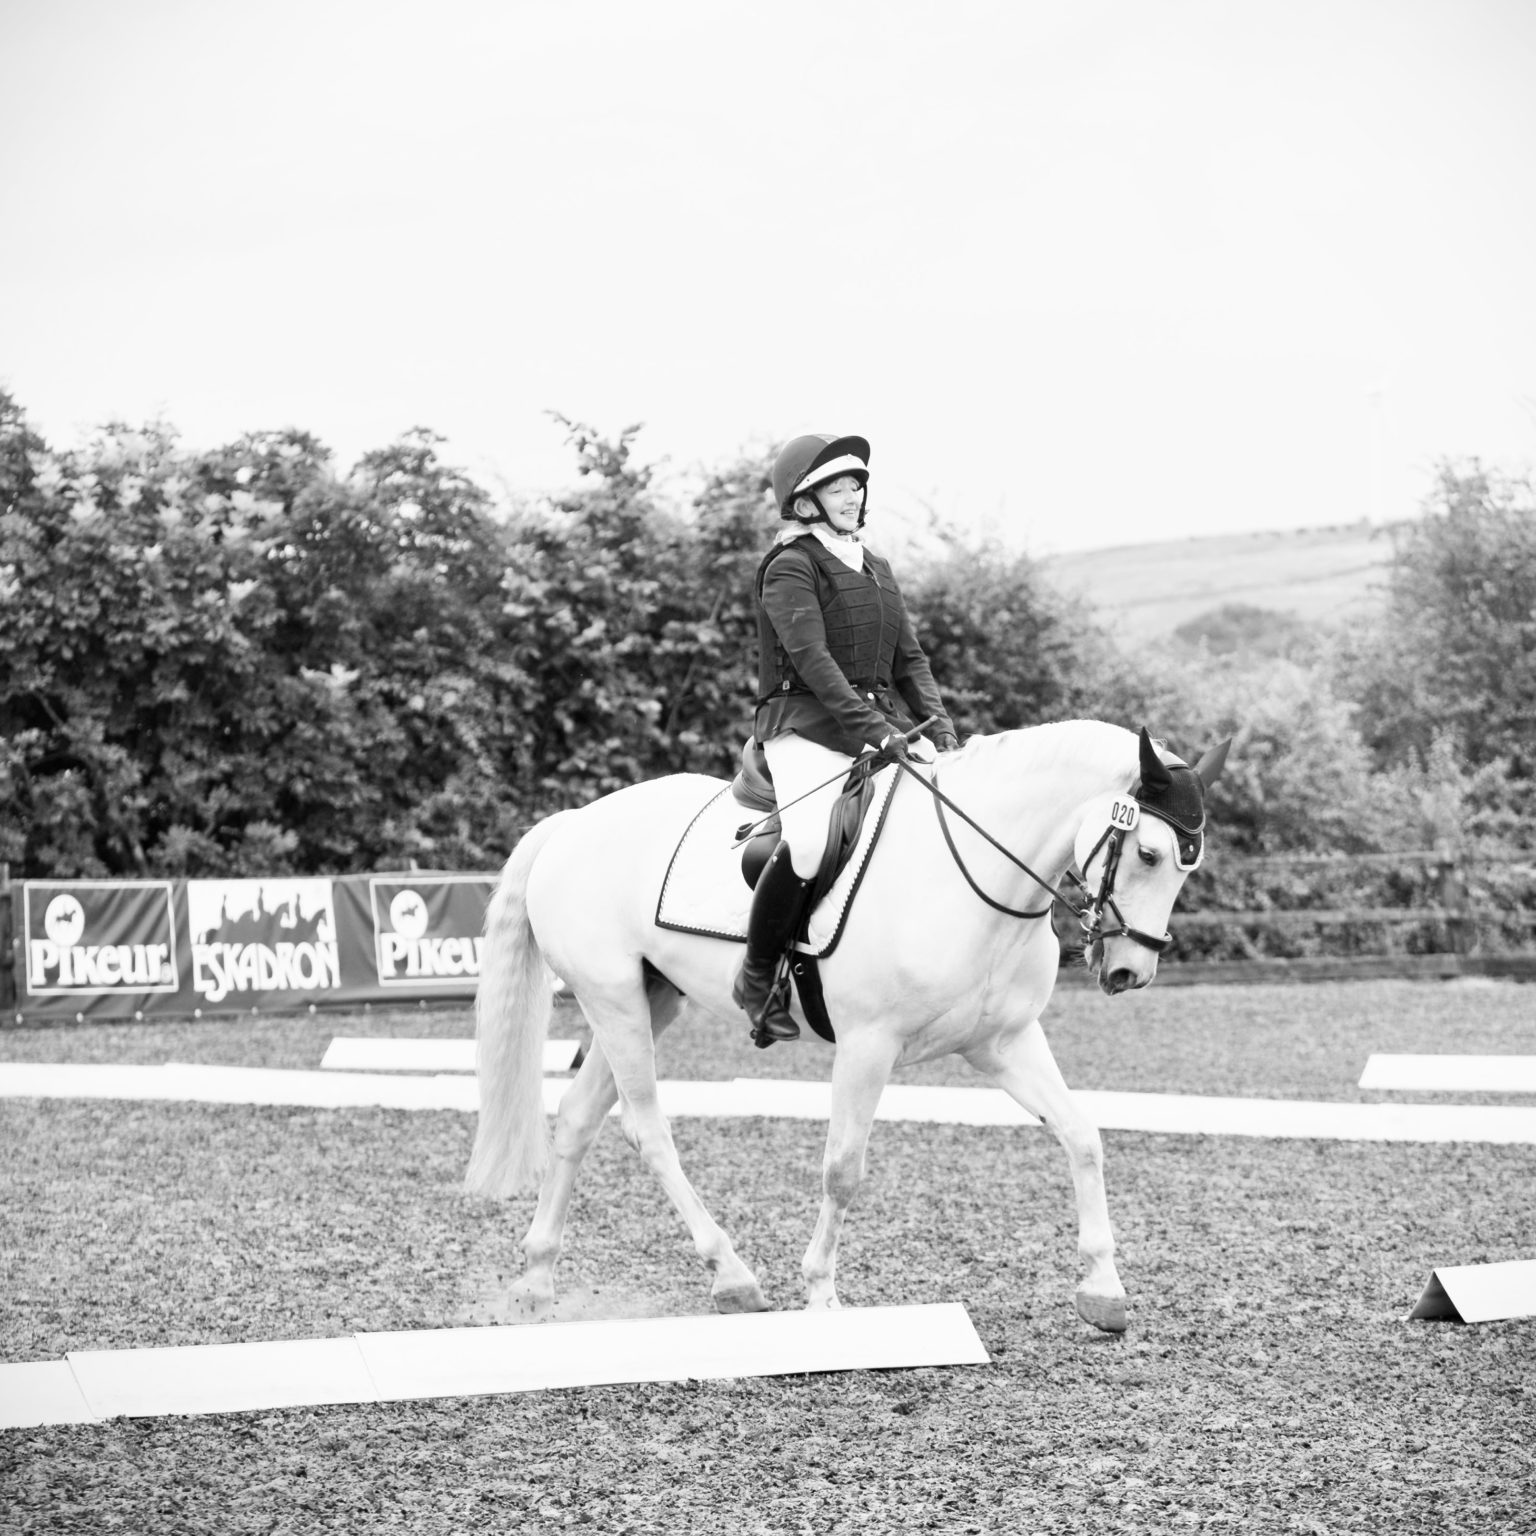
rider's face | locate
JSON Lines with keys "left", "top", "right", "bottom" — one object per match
{"left": 812, "top": 474, "right": 864, "bottom": 533}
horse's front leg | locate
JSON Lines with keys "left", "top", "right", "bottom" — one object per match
{"left": 980, "top": 1018, "right": 1127, "bottom": 1333}
{"left": 802, "top": 1029, "right": 901, "bottom": 1310}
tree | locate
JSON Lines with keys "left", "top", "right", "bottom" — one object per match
{"left": 494, "top": 423, "right": 777, "bottom": 821}
{"left": 0, "top": 400, "right": 530, "bottom": 876}
{"left": 911, "top": 537, "right": 1110, "bottom": 735}
{"left": 1347, "top": 462, "right": 1536, "bottom": 779}
{"left": 1170, "top": 602, "right": 1314, "bottom": 663}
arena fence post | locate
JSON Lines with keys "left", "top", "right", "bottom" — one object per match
{"left": 1435, "top": 838, "right": 1471, "bottom": 956}
{"left": 0, "top": 862, "right": 13, "bottom": 1016}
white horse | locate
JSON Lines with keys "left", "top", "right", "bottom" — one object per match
{"left": 465, "top": 719, "right": 1228, "bottom": 1332}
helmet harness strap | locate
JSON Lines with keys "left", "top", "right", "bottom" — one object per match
{"left": 793, "top": 483, "right": 869, "bottom": 530}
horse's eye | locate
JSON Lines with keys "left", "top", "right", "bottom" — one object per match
{"left": 1138, "top": 847, "right": 1159, "bottom": 867}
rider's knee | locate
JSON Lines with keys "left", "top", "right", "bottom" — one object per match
{"left": 784, "top": 836, "right": 827, "bottom": 880}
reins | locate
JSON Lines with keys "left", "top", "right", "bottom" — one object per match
{"left": 898, "top": 760, "right": 1180, "bottom": 955}
{"left": 734, "top": 724, "right": 1179, "bottom": 954}
{"left": 897, "top": 758, "right": 1068, "bottom": 921}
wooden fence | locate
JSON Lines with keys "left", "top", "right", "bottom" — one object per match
{"left": 1090, "top": 845, "right": 1536, "bottom": 987}
{"left": 0, "top": 865, "right": 10, "bottom": 1012}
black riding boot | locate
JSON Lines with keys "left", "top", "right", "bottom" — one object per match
{"left": 732, "top": 841, "right": 813, "bottom": 1047}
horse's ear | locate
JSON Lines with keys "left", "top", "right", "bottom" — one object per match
{"left": 1195, "top": 737, "right": 1232, "bottom": 789}
{"left": 1138, "top": 727, "right": 1173, "bottom": 791}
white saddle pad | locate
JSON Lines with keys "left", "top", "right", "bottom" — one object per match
{"left": 654, "top": 767, "right": 902, "bottom": 958}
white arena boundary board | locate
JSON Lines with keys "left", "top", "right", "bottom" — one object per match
{"left": 1408, "top": 1260, "right": 1536, "bottom": 1323}
{"left": 1360, "top": 1054, "right": 1536, "bottom": 1093}
{"left": 321, "top": 1037, "right": 580, "bottom": 1074}
{"left": 1074, "top": 1089, "right": 1536, "bottom": 1144}
{"left": 0, "top": 1061, "right": 481, "bottom": 1111}
{"left": 0, "top": 1305, "right": 988, "bottom": 1429}
{"left": 0, "top": 1362, "right": 97, "bottom": 1429}
{"left": 703, "top": 1081, "right": 1536, "bottom": 1143}
{"left": 7, "top": 1064, "right": 1536, "bottom": 1143}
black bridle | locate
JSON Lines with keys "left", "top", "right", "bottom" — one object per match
{"left": 900, "top": 761, "right": 1199, "bottom": 956}
{"left": 1074, "top": 823, "right": 1172, "bottom": 955}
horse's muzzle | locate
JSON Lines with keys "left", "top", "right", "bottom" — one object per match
{"left": 1099, "top": 964, "right": 1146, "bottom": 996}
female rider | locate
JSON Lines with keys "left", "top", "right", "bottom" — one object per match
{"left": 734, "top": 433, "right": 959, "bottom": 1044}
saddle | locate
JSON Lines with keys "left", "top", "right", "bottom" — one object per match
{"left": 728, "top": 738, "right": 890, "bottom": 1042}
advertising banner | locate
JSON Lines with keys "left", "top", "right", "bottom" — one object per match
{"left": 357, "top": 875, "right": 497, "bottom": 991}
{"left": 10, "top": 872, "right": 497, "bottom": 1023}
{"left": 23, "top": 882, "right": 180, "bottom": 1011}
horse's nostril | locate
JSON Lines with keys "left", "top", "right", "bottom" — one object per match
{"left": 1102, "top": 967, "right": 1134, "bottom": 995}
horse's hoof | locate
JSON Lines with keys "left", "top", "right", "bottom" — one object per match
{"left": 1075, "top": 1289, "right": 1128, "bottom": 1333}
{"left": 712, "top": 1281, "right": 770, "bottom": 1314}
{"left": 507, "top": 1279, "right": 555, "bottom": 1322}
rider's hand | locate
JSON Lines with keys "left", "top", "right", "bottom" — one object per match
{"left": 877, "top": 732, "right": 913, "bottom": 764}
{"left": 934, "top": 732, "right": 959, "bottom": 753}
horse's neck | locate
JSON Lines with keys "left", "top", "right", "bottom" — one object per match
{"left": 942, "top": 723, "right": 1137, "bottom": 878}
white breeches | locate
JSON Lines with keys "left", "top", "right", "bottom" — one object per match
{"left": 762, "top": 733, "right": 856, "bottom": 879}
{"left": 763, "top": 730, "right": 938, "bottom": 879}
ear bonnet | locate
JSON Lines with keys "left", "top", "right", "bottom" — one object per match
{"left": 1133, "top": 727, "right": 1207, "bottom": 868}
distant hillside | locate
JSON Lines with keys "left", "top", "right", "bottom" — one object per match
{"left": 1039, "top": 521, "right": 1400, "bottom": 643}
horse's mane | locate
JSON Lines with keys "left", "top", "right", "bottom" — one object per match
{"left": 946, "top": 718, "right": 1137, "bottom": 777}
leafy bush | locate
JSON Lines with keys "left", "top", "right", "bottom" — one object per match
{"left": 0, "top": 401, "right": 526, "bottom": 875}
{"left": 4, "top": 382, "right": 1532, "bottom": 969}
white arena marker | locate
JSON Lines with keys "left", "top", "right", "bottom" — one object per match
{"left": 321, "top": 1038, "right": 580, "bottom": 1074}
{"left": 0, "top": 1061, "right": 478, "bottom": 1112}
{"left": 1408, "top": 1260, "right": 1536, "bottom": 1324}
{"left": 730, "top": 1081, "right": 1536, "bottom": 1142}
{"left": 356, "top": 1304, "right": 989, "bottom": 1402}
{"left": 9, "top": 1065, "right": 1536, "bottom": 1143}
{"left": 1360, "top": 1055, "right": 1536, "bottom": 1093}
{"left": 0, "top": 1361, "right": 100, "bottom": 1429}
{"left": 1075, "top": 1089, "right": 1536, "bottom": 1144}
{"left": 720, "top": 1079, "right": 1041, "bottom": 1127}
{"left": 16, "top": 1308, "right": 986, "bottom": 1425}
{"left": 159, "top": 1063, "right": 479, "bottom": 1111}
{"left": 539, "top": 1077, "right": 752, "bottom": 1118}
{"left": 0, "top": 1062, "right": 172, "bottom": 1101}
{"left": 67, "top": 1337, "right": 379, "bottom": 1420}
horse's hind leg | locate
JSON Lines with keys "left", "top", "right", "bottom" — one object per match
{"left": 507, "top": 1035, "right": 622, "bottom": 1321}
{"left": 979, "top": 1018, "right": 1127, "bottom": 1333}
{"left": 584, "top": 978, "right": 769, "bottom": 1315}
{"left": 509, "top": 975, "right": 686, "bottom": 1319}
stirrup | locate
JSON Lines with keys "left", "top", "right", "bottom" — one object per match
{"left": 749, "top": 971, "right": 799, "bottom": 1049}
{"left": 734, "top": 958, "right": 799, "bottom": 1047}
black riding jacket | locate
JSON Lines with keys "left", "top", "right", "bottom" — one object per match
{"left": 752, "top": 534, "right": 954, "bottom": 757}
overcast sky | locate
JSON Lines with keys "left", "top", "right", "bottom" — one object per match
{"left": 2, "top": 0, "right": 1533, "bottom": 553}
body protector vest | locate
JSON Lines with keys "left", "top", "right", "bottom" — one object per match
{"left": 755, "top": 538, "right": 902, "bottom": 699}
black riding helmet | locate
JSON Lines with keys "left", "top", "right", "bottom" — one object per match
{"left": 771, "top": 434, "right": 870, "bottom": 525}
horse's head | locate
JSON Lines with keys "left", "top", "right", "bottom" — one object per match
{"left": 1073, "top": 727, "right": 1231, "bottom": 996}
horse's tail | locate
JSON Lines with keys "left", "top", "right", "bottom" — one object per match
{"left": 463, "top": 812, "right": 568, "bottom": 1199}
